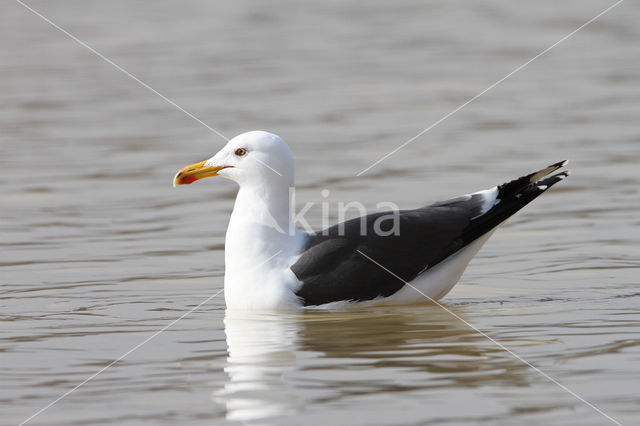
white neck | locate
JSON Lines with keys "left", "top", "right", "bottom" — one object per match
{"left": 226, "top": 183, "right": 300, "bottom": 260}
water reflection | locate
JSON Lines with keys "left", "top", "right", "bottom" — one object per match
{"left": 218, "top": 307, "right": 531, "bottom": 422}
{"left": 218, "top": 312, "right": 303, "bottom": 422}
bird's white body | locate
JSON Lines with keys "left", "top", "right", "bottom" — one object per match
{"left": 223, "top": 184, "right": 496, "bottom": 311}
{"left": 382, "top": 230, "right": 495, "bottom": 304}
{"left": 223, "top": 185, "right": 305, "bottom": 311}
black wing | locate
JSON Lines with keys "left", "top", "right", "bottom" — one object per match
{"left": 291, "top": 161, "right": 569, "bottom": 306}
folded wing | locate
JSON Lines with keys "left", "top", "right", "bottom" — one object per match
{"left": 292, "top": 161, "right": 569, "bottom": 306}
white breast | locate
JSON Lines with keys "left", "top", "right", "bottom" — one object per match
{"left": 223, "top": 187, "right": 305, "bottom": 311}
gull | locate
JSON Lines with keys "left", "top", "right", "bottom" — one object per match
{"left": 174, "top": 131, "right": 569, "bottom": 310}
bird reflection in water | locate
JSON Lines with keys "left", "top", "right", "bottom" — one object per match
{"left": 216, "top": 312, "right": 302, "bottom": 422}
{"left": 215, "top": 306, "right": 532, "bottom": 423}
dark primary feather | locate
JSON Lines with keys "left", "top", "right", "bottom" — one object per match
{"left": 292, "top": 162, "right": 569, "bottom": 306}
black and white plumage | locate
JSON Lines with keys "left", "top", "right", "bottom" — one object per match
{"left": 293, "top": 161, "right": 568, "bottom": 306}
{"left": 174, "top": 131, "right": 569, "bottom": 310}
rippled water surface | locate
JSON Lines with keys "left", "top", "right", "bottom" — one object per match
{"left": 2, "top": 1, "right": 639, "bottom": 425}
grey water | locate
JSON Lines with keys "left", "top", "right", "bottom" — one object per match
{"left": 1, "top": 1, "right": 639, "bottom": 425}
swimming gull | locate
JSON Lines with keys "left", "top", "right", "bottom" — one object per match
{"left": 174, "top": 131, "right": 569, "bottom": 310}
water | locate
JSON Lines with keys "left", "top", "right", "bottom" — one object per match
{"left": 1, "top": 0, "right": 639, "bottom": 425}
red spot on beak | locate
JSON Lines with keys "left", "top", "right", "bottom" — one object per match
{"left": 181, "top": 175, "right": 198, "bottom": 185}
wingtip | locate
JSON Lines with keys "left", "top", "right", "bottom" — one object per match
{"left": 540, "top": 170, "right": 570, "bottom": 186}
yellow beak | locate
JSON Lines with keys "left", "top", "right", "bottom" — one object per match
{"left": 173, "top": 161, "right": 231, "bottom": 186}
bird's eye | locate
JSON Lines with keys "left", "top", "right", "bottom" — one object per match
{"left": 234, "top": 148, "right": 247, "bottom": 157}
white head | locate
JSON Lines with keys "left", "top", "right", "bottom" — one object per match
{"left": 173, "top": 131, "right": 294, "bottom": 188}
